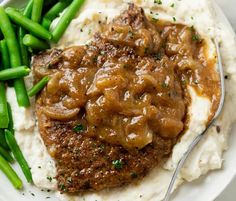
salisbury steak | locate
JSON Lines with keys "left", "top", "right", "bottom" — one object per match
{"left": 32, "top": 4, "right": 215, "bottom": 193}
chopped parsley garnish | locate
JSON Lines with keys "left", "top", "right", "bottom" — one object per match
{"left": 155, "top": 52, "right": 162, "bottom": 60}
{"left": 93, "top": 56, "right": 98, "bottom": 63}
{"left": 99, "top": 144, "right": 105, "bottom": 150}
{"left": 190, "top": 26, "right": 201, "bottom": 42}
{"left": 170, "top": 3, "right": 175, "bottom": 7}
{"left": 112, "top": 159, "right": 123, "bottom": 169}
{"left": 192, "top": 34, "right": 201, "bottom": 42}
{"left": 154, "top": 0, "right": 162, "bottom": 5}
{"left": 59, "top": 184, "right": 66, "bottom": 191}
{"left": 173, "top": 17, "right": 176, "bottom": 22}
{"left": 47, "top": 176, "right": 52, "bottom": 182}
{"left": 73, "top": 124, "right": 84, "bottom": 133}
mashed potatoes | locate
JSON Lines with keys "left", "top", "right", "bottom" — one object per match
{"left": 7, "top": 0, "right": 236, "bottom": 200}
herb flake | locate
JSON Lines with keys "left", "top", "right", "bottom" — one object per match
{"left": 112, "top": 159, "right": 123, "bottom": 169}
{"left": 192, "top": 34, "right": 201, "bottom": 42}
{"left": 154, "top": 0, "right": 162, "bottom": 4}
{"left": 73, "top": 124, "right": 84, "bottom": 133}
{"left": 47, "top": 176, "right": 52, "bottom": 182}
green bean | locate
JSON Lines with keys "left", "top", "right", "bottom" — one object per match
{"left": 41, "top": 17, "right": 51, "bottom": 30}
{"left": 23, "top": 34, "right": 49, "bottom": 50}
{"left": 0, "top": 155, "right": 22, "bottom": 189}
{"left": 18, "top": 29, "right": 30, "bottom": 67}
{"left": 5, "top": 130, "right": 33, "bottom": 183}
{"left": 0, "top": 147, "right": 14, "bottom": 163}
{"left": 0, "top": 40, "right": 10, "bottom": 69}
{"left": 0, "top": 82, "right": 9, "bottom": 129}
{"left": 0, "top": 6, "right": 30, "bottom": 107}
{"left": 7, "top": 103, "right": 14, "bottom": 135}
{"left": 0, "top": 129, "right": 9, "bottom": 150}
{"left": 44, "top": 0, "right": 71, "bottom": 21}
{"left": 24, "top": 0, "right": 34, "bottom": 17}
{"left": 0, "top": 66, "right": 30, "bottom": 81}
{"left": 28, "top": 76, "right": 50, "bottom": 97}
{"left": 0, "top": 7, "right": 22, "bottom": 68}
{"left": 18, "top": 0, "right": 34, "bottom": 67}
{"left": 5, "top": 7, "right": 52, "bottom": 41}
{"left": 52, "top": 0, "right": 85, "bottom": 42}
{"left": 31, "top": 0, "right": 44, "bottom": 22}
{"left": 0, "top": 40, "right": 12, "bottom": 86}
{"left": 13, "top": 79, "right": 30, "bottom": 107}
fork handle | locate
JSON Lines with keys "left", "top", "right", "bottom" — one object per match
{"left": 163, "top": 122, "right": 215, "bottom": 201}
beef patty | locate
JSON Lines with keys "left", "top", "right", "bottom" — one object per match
{"left": 33, "top": 4, "right": 219, "bottom": 193}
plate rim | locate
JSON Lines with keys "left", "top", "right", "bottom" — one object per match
{"left": 0, "top": 0, "right": 235, "bottom": 201}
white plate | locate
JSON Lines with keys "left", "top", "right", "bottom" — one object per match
{"left": 0, "top": 0, "right": 235, "bottom": 201}
{"left": 215, "top": 0, "right": 236, "bottom": 30}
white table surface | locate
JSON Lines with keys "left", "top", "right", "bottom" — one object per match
{"left": 0, "top": 0, "right": 235, "bottom": 200}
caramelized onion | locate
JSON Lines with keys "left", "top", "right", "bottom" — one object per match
{"left": 42, "top": 106, "right": 80, "bottom": 120}
{"left": 158, "top": 118, "right": 184, "bottom": 139}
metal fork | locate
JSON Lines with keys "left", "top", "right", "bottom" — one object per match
{"left": 163, "top": 40, "right": 225, "bottom": 201}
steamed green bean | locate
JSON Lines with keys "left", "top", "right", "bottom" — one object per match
{"left": 44, "top": 0, "right": 71, "bottom": 21}
{"left": 0, "top": 40, "right": 10, "bottom": 69}
{"left": 5, "top": 130, "right": 33, "bottom": 183}
{"left": 23, "top": 34, "right": 49, "bottom": 50}
{"left": 28, "top": 76, "right": 50, "bottom": 97}
{"left": 41, "top": 17, "right": 51, "bottom": 30}
{"left": 0, "top": 155, "right": 22, "bottom": 189}
{"left": 0, "top": 147, "right": 14, "bottom": 163}
{"left": 31, "top": 0, "right": 44, "bottom": 22}
{"left": 5, "top": 7, "right": 52, "bottom": 40}
{"left": 0, "top": 82, "right": 9, "bottom": 129}
{"left": 18, "top": 0, "right": 34, "bottom": 66}
{"left": 7, "top": 103, "right": 14, "bottom": 134}
{"left": 0, "top": 6, "right": 30, "bottom": 107}
{"left": 52, "top": 0, "right": 85, "bottom": 42}
{"left": 0, "top": 66, "right": 30, "bottom": 81}
{"left": 0, "top": 129, "right": 9, "bottom": 150}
